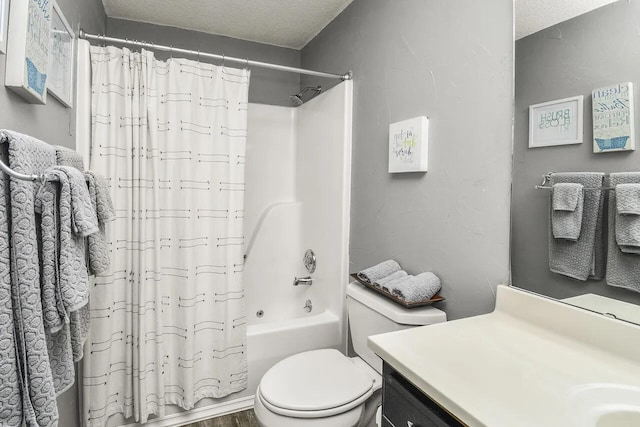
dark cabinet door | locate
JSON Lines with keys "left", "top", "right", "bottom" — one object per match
{"left": 382, "top": 363, "right": 466, "bottom": 427}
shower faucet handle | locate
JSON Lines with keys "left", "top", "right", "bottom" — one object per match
{"left": 293, "top": 276, "right": 313, "bottom": 286}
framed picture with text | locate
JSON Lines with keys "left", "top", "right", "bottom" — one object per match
{"left": 48, "top": 1, "right": 74, "bottom": 108}
{"left": 4, "top": 0, "right": 52, "bottom": 104}
{"left": 0, "top": 0, "right": 9, "bottom": 54}
{"left": 592, "top": 82, "right": 635, "bottom": 153}
{"left": 529, "top": 95, "right": 584, "bottom": 148}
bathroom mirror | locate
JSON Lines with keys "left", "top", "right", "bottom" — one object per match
{"left": 512, "top": 0, "right": 640, "bottom": 325}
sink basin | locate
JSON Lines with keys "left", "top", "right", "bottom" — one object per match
{"left": 596, "top": 408, "right": 640, "bottom": 427}
{"left": 568, "top": 384, "right": 640, "bottom": 427}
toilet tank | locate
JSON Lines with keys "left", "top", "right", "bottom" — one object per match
{"left": 346, "top": 282, "right": 446, "bottom": 374}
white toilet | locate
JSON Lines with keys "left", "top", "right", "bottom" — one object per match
{"left": 254, "top": 282, "right": 447, "bottom": 427}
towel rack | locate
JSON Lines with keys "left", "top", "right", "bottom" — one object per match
{"left": 534, "top": 172, "right": 615, "bottom": 191}
{"left": 0, "top": 132, "right": 46, "bottom": 182}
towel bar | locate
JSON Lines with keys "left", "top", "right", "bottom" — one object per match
{"left": 535, "top": 172, "right": 614, "bottom": 191}
{"left": 0, "top": 132, "right": 88, "bottom": 183}
{"left": 0, "top": 132, "right": 47, "bottom": 182}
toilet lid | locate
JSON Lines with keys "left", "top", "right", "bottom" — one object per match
{"left": 259, "top": 349, "right": 374, "bottom": 415}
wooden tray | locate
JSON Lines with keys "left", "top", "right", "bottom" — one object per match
{"left": 350, "top": 273, "right": 445, "bottom": 309}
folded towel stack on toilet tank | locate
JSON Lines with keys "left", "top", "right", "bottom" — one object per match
{"left": 388, "top": 273, "right": 441, "bottom": 303}
{"left": 356, "top": 260, "right": 401, "bottom": 284}
{"left": 357, "top": 261, "right": 441, "bottom": 303}
{"left": 374, "top": 270, "right": 408, "bottom": 292}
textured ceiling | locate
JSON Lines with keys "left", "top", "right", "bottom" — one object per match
{"left": 515, "top": 0, "right": 620, "bottom": 40}
{"left": 102, "top": 0, "right": 354, "bottom": 49}
{"left": 104, "top": 1, "right": 620, "bottom": 48}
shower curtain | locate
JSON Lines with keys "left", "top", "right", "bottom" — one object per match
{"left": 81, "top": 45, "right": 250, "bottom": 425}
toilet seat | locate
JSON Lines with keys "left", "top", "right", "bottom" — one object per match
{"left": 258, "top": 349, "right": 376, "bottom": 419}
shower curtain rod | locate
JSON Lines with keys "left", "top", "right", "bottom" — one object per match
{"left": 79, "top": 30, "right": 353, "bottom": 81}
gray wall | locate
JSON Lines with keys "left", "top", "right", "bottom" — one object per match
{"left": 513, "top": 0, "right": 640, "bottom": 307}
{"left": 0, "top": 1, "right": 106, "bottom": 426}
{"left": 0, "top": 0, "right": 106, "bottom": 148}
{"left": 302, "top": 0, "right": 514, "bottom": 320}
{"left": 107, "top": 18, "right": 300, "bottom": 106}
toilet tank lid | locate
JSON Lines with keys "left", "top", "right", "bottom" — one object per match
{"left": 346, "top": 282, "right": 447, "bottom": 325}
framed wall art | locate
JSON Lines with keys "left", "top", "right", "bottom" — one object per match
{"left": 0, "top": 0, "right": 9, "bottom": 54}
{"left": 4, "top": 0, "right": 52, "bottom": 104}
{"left": 388, "top": 116, "right": 429, "bottom": 173}
{"left": 529, "top": 95, "right": 583, "bottom": 148}
{"left": 592, "top": 82, "right": 635, "bottom": 153}
{"left": 48, "top": 1, "right": 74, "bottom": 107}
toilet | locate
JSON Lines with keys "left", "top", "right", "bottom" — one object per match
{"left": 254, "top": 282, "right": 447, "bottom": 427}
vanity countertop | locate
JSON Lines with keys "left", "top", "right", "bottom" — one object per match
{"left": 368, "top": 285, "right": 640, "bottom": 427}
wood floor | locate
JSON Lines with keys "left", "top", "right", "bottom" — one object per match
{"left": 184, "top": 409, "right": 259, "bottom": 427}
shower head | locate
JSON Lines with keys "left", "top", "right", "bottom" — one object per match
{"left": 289, "top": 86, "right": 322, "bottom": 106}
{"left": 289, "top": 94, "right": 304, "bottom": 106}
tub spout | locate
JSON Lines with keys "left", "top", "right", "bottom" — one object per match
{"left": 293, "top": 276, "right": 313, "bottom": 286}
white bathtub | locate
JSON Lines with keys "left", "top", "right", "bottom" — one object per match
{"left": 122, "top": 310, "right": 342, "bottom": 427}
{"left": 246, "top": 310, "right": 341, "bottom": 393}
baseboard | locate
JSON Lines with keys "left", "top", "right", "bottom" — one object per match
{"left": 119, "top": 396, "right": 255, "bottom": 427}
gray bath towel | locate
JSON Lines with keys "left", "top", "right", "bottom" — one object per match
{"left": 85, "top": 171, "right": 115, "bottom": 275}
{"left": 55, "top": 145, "right": 85, "bottom": 171}
{"left": 37, "top": 166, "right": 96, "bottom": 395}
{"left": 374, "top": 270, "right": 408, "bottom": 291}
{"left": 56, "top": 148, "right": 96, "bottom": 361}
{"left": 60, "top": 166, "right": 99, "bottom": 237}
{"left": 391, "top": 272, "right": 442, "bottom": 303}
{"left": 357, "top": 260, "right": 401, "bottom": 284}
{"left": 0, "top": 136, "right": 24, "bottom": 426}
{"left": 607, "top": 173, "right": 640, "bottom": 293}
{"left": 45, "top": 167, "right": 95, "bottom": 312}
{"left": 615, "top": 184, "right": 640, "bottom": 254}
{"left": 34, "top": 181, "right": 67, "bottom": 332}
{"left": 551, "top": 183, "right": 584, "bottom": 241}
{"left": 3, "top": 130, "right": 59, "bottom": 426}
{"left": 69, "top": 303, "right": 90, "bottom": 362}
{"left": 548, "top": 173, "right": 605, "bottom": 281}
{"left": 85, "top": 170, "right": 115, "bottom": 223}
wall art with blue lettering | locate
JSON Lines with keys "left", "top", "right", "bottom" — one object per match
{"left": 4, "top": 0, "right": 52, "bottom": 104}
{"left": 592, "top": 82, "right": 635, "bottom": 153}
{"left": 529, "top": 95, "right": 583, "bottom": 148}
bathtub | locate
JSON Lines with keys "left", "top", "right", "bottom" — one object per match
{"left": 124, "top": 310, "right": 343, "bottom": 427}
{"left": 246, "top": 309, "right": 342, "bottom": 393}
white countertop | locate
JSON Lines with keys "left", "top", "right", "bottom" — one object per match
{"left": 368, "top": 285, "right": 640, "bottom": 427}
{"left": 563, "top": 293, "right": 640, "bottom": 325}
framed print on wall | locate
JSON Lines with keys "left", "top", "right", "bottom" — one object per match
{"left": 0, "top": 0, "right": 9, "bottom": 54}
{"left": 592, "top": 82, "right": 635, "bottom": 153}
{"left": 48, "top": 1, "right": 74, "bottom": 107}
{"left": 388, "top": 116, "right": 429, "bottom": 173}
{"left": 4, "top": 0, "right": 52, "bottom": 104}
{"left": 528, "top": 95, "right": 584, "bottom": 148}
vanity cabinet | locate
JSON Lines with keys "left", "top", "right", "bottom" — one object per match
{"left": 382, "top": 362, "right": 465, "bottom": 427}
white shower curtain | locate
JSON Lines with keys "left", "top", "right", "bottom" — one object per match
{"left": 82, "top": 46, "right": 250, "bottom": 426}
